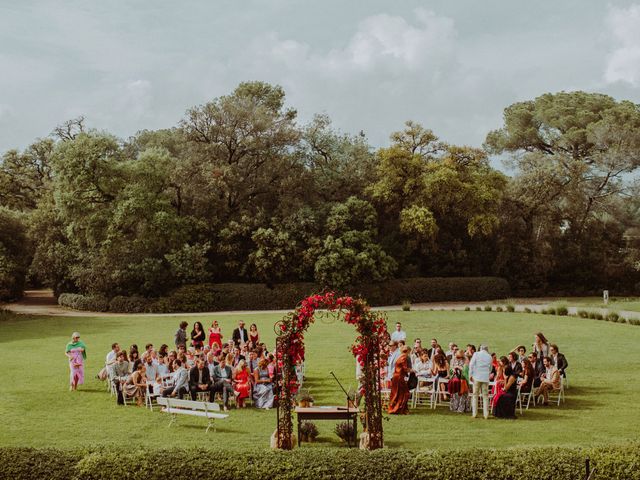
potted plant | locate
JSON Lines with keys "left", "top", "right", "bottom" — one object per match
{"left": 296, "top": 388, "right": 314, "bottom": 408}
{"left": 300, "top": 421, "right": 319, "bottom": 443}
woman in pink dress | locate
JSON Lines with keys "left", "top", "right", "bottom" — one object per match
{"left": 233, "top": 360, "right": 251, "bottom": 407}
{"left": 208, "top": 320, "right": 223, "bottom": 349}
{"left": 65, "top": 332, "right": 86, "bottom": 391}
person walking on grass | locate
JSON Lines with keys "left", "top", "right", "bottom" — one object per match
{"left": 65, "top": 332, "right": 86, "bottom": 391}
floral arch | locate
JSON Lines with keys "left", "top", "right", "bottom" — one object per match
{"left": 274, "top": 292, "right": 389, "bottom": 450}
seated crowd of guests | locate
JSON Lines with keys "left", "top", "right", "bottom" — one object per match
{"left": 104, "top": 320, "right": 275, "bottom": 410}
{"left": 386, "top": 323, "right": 569, "bottom": 419}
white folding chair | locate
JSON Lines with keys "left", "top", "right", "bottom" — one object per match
{"left": 431, "top": 378, "right": 450, "bottom": 409}
{"left": 548, "top": 377, "right": 566, "bottom": 406}
{"left": 516, "top": 385, "right": 533, "bottom": 414}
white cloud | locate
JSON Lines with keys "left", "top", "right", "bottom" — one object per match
{"left": 605, "top": 4, "right": 640, "bottom": 85}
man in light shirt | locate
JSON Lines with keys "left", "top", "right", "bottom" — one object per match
{"left": 386, "top": 341, "right": 400, "bottom": 386}
{"left": 469, "top": 344, "right": 492, "bottom": 419}
{"left": 390, "top": 322, "right": 406, "bottom": 343}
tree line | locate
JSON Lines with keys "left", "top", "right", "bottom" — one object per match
{"left": 1, "top": 82, "right": 639, "bottom": 300}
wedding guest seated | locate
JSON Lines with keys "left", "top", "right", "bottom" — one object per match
{"left": 233, "top": 360, "right": 251, "bottom": 407}
{"left": 519, "top": 358, "right": 534, "bottom": 394}
{"left": 550, "top": 344, "right": 568, "bottom": 377}
{"left": 99, "top": 342, "right": 120, "bottom": 381}
{"left": 253, "top": 358, "right": 274, "bottom": 409}
{"left": 445, "top": 343, "right": 458, "bottom": 361}
{"left": 144, "top": 355, "right": 159, "bottom": 392}
{"left": 212, "top": 356, "right": 235, "bottom": 411}
{"left": 111, "top": 351, "right": 130, "bottom": 405}
{"left": 189, "top": 359, "right": 214, "bottom": 402}
{"left": 162, "top": 359, "right": 189, "bottom": 399}
{"left": 158, "top": 344, "right": 169, "bottom": 359}
{"left": 140, "top": 343, "right": 154, "bottom": 361}
{"left": 414, "top": 350, "right": 432, "bottom": 379}
{"left": 534, "top": 356, "right": 560, "bottom": 405}
{"left": 248, "top": 350, "right": 259, "bottom": 375}
{"left": 431, "top": 352, "right": 450, "bottom": 401}
{"left": 508, "top": 351, "right": 523, "bottom": 376}
{"left": 527, "top": 352, "right": 543, "bottom": 387}
{"left": 124, "top": 361, "right": 148, "bottom": 406}
{"left": 493, "top": 357, "right": 518, "bottom": 419}
{"left": 515, "top": 345, "right": 526, "bottom": 362}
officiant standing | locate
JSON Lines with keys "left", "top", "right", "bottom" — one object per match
{"left": 232, "top": 320, "right": 249, "bottom": 346}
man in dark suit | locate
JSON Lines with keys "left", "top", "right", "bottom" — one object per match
{"left": 189, "top": 359, "right": 213, "bottom": 402}
{"left": 550, "top": 344, "right": 568, "bottom": 376}
{"left": 211, "top": 357, "right": 235, "bottom": 410}
{"left": 232, "top": 320, "right": 249, "bottom": 346}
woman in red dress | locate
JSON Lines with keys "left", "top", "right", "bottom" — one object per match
{"left": 388, "top": 346, "right": 411, "bottom": 414}
{"left": 233, "top": 360, "right": 251, "bottom": 407}
{"left": 208, "top": 320, "right": 223, "bottom": 349}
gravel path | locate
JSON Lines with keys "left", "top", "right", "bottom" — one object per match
{"left": 3, "top": 289, "right": 639, "bottom": 320}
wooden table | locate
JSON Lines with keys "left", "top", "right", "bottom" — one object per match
{"left": 295, "top": 406, "right": 359, "bottom": 447}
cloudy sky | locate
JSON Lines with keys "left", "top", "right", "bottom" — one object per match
{"left": 2, "top": 0, "right": 640, "bottom": 157}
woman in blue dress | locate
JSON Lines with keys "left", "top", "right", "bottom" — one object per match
{"left": 252, "top": 359, "right": 274, "bottom": 409}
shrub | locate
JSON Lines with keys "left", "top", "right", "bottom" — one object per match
{"left": 524, "top": 307, "right": 532, "bottom": 313}
{"left": 578, "top": 310, "right": 589, "bottom": 318}
{"left": 506, "top": 304, "right": 515, "bottom": 312}
{"left": 475, "top": 306, "right": 482, "bottom": 311}
{"left": 464, "top": 306, "right": 471, "bottom": 311}
{"left": 484, "top": 305, "right": 492, "bottom": 312}
{"left": 547, "top": 307, "right": 556, "bottom": 315}
{"left": 108, "top": 295, "right": 150, "bottom": 313}
{"left": 556, "top": 306, "right": 569, "bottom": 316}
{"left": 595, "top": 313, "right": 604, "bottom": 320}
{"left": 334, "top": 421, "right": 356, "bottom": 443}
{"left": 1, "top": 445, "right": 640, "bottom": 480}
{"left": 58, "top": 293, "right": 109, "bottom": 312}
{"left": 401, "top": 299, "right": 411, "bottom": 311}
{"left": 496, "top": 306, "right": 503, "bottom": 312}
{"left": 607, "top": 312, "right": 620, "bottom": 323}
{"left": 587, "top": 311, "right": 597, "bottom": 319}
{"left": 541, "top": 309, "right": 548, "bottom": 315}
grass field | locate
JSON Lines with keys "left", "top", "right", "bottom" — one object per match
{"left": 1, "top": 309, "right": 639, "bottom": 451}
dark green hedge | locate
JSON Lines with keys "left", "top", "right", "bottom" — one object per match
{"left": 58, "top": 276, "right": 510, "bottom": 313}
{"left": 1, "top": 444, "right": 639, "bottom": 479}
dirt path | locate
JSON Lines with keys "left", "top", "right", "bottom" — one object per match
{"left": 3, "top": 289, "right": 639, "bottom": 320}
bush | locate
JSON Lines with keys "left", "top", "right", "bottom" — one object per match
{"left": 524, "top": 307, "right": 532, "bottom": 313}
{"left": 1, "top": 445, "right": 640, "bottom": 480}
{"left": 496, "top": 306, "right": 503, "bottom": 312}
{"left": 506, "top": 304, "right": 515, "bottom": 312}
{"left": 58, "top": 293, "right": 109, "bottom": 312}
{"left": 464, "top": 306, "right": 471, "bottom": 311}
{"left": 595, "top": 313, "right": 604, "bottom": 320}
{"left": 556, "top": 306, "right": 569, "bottom": 316}
{"left": 57, "top": 276, "right": 511, "bottom": 313}
{"left": 401, "top": 299, "right": 411, "bottom": 311}
{"left": 108, "top": 295, "right": 151, "bottom": 313}
{"left": 578, "top": 310, "right": 589, "bottom": 318}
{"left": 606, "top": 312, "right": 619, "bottom": 323}
{"left": 547, "top": 307, "right": 557, "bottom": 315}
{"left": 484, "top": 305, "right": 492, "bottom": 312}
{"left": 475, "top": 306, "right": 482, "bottom": 311}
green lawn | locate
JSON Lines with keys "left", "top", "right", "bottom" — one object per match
{"left": 1, "top": 310, "right": 639, "bottom": 451}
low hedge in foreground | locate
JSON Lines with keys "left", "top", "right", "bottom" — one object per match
{"left": 1, "top": 444, "right": 639, "bottom": 480}
{"left": 58, "top": 276, "right": 511, "bottom": 313}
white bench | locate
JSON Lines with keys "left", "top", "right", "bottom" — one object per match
{"left": 157, "top": 397, "right": 229, "bottom": 432}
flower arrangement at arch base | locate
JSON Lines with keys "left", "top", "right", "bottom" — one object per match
{"left": 274, "top": 291, "right": 389, "bottom": 450}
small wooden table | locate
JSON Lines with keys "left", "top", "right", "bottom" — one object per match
{"left": 295, "top": 406, "right": 359, "bottom": 447}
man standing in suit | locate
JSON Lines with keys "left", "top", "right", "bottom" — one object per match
{"left": 189, "top": 359, "right": 213, "bottom": 402}
{"left": 211, "top": 357, "right": 235, "bottom": 410}
{"left": 550, "top": 344, "right": 568, "bottom": 376}
{"left": 232, "top": 320, "right": 249, "bottom": 346}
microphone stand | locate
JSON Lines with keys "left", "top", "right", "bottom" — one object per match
{"left": 330, "top": 371, "right": 352, "bottom": 410}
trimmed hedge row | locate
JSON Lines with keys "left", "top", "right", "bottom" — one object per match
{"left": 1, "top": 444, "right": 639, "bottom": 479}
{"left": 57, "top": 277, "right": 511, "bottom": 313}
